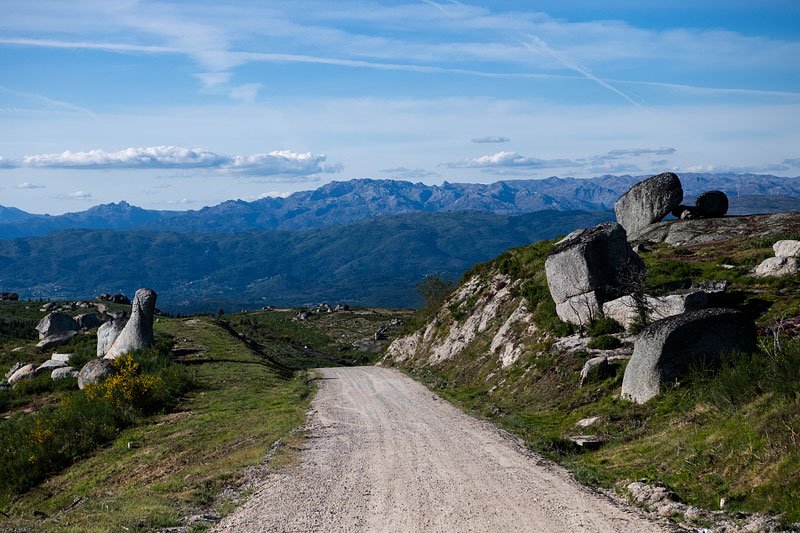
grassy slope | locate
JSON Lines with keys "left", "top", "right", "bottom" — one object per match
{"left": 1, "top": 317, "right": 312, "bottom": 531}
{"left": 393, "top": 230, "right": 800, "bottom": 524}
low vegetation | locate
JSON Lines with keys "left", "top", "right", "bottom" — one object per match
{"left": 394, "top": 231, "right": 800, "bottom": 524}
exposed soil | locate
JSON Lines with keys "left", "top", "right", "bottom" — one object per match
{"left": 216, "top": 367, "right": 670, "bottom": 532}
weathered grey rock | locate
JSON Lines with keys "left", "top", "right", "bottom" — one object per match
{"left": 104, "top": 288, "right": 157, "bottom": 359}
{"left": 545, "top": 223, "right": 644, "bottom": 325}
{"left": 579, "top": 354, "right": 630, "bottom": 386}
{"left": 35, "top": 312, "right": 79, "bottom": 340}
{"left": 614, "top": 172, "right": 683, "bottom": 239}
{"left": 621, "top": 308, "right": 757, "bottom": 403}
{"left": 567, "top": 435, "right": 605, "bottom": 449}
{"left": 679, "top": 207, "right": 702, "bottom": 220}
{"left": 5, "top": 362, "right": 23, "bottom": 380}
{"left": 603, "top": 291, "right": 708, "bottom": 330}
{"left": 695, "top": 190, "right": 728, "bottom": 217}
{"left": 633, "top": 212, "right": 800, "bottom": 247}
{"left": 8, "top": 364, "right": 37, "bottom": 384}
{"left": 51, "top": 353, "right": 73, "bottom": 363}
{"left": 36, "top": 331, "right": 79, "bottom": 350}
{"left": 51, "top": 366, "right": 79, "bottom": 380}
{"left": 753, "top": 256, "right": 800, "bottom": 277}
{"left": 78, "top": 359, "right": 116, "bottom": 389}
{"left": 36, "top": 359, "right": 68, "bottom": 373}
{"left": 773, "top": 239, "right": 800, "bottom": 258}
{"left": 40, "top": 302, "right": 57, "bottom": 312}
{"left": 96, "top": 313, "right": 127, "bottom": 357}
{"left": 0, "top": 292, "right": 18, "bottom": 301}
{"left": 75, "top": 313, "right": 103, "bottom": 330}
{"left": 575, "top": 416, "right": 600, "bottom": 428}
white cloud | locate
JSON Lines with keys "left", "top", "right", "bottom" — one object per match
{"left": 167, "top": 197, "right": 194, "bottom": 205}
{"left": 16, "top": 181, "right": 46, "bottom": 189}
{"left": 2, "top": 146, "right": 341, "bottom": 178}
{"left": 448, "top": 147, "right": 678, "bottom": 173}
{"left": 471, "top": 136, "right": 510, "bottom": 144}
{"left": 67, "top": 190, "right": 92, "bottom": 200}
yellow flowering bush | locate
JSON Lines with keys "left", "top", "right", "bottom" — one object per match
{"left": 95, "top": 354, "right": 161, "bottom": 411}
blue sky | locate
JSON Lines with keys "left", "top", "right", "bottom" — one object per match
{"left": 1, "top": 0, "right": 799, "bottom": 213}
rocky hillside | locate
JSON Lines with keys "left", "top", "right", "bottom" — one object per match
{"left": 382, "top": 210, "right": 800, "bottom": 527}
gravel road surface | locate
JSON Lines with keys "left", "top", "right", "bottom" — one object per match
{"left": 216, "top": 366, "right": 668, "bottom": 532}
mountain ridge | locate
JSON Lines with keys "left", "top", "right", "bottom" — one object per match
{"left": 2, "top": 173, "right": 798, "bottom": 238}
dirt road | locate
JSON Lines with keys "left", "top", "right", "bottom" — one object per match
{"left": 216, "top": 366, "right": 668, "bottom": 532}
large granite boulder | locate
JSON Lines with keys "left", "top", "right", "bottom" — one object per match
{"left": 104, "top": 288, "right": 157, "bottom": 359}
{"left": 545, "top": 223, "right": 644, "bottom": 325}
{"left": 36, "top": 312, "right": 79, "bottom": 340}
{"left": 773, "top": 240, "right": 800, "bottom": 258}
{"left": 754, "top": 257, "right": 799, "bottom": 277}
{"left": 695, "top": 190, "right": 728, "bottom": 217}
{"left": 8, "top": 364, "right": 37, "bottom": 385}
{"left": 78, "top": 359, "right": 116, "bottom": 390}
{"left": 621, "top": 308, "right": 756, "bottom": 403}
{"left": 614, "top": 172, "right": 683, "bottom": 239}
{"left": 96, "top": 313, "right": 127, "bottom": 357}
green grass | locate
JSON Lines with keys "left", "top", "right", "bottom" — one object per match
{"left": 1, "top": 317, "right": 313, "bottom": 532}
{"left": 392, "top": 232, "right": 800, "bottom": 523}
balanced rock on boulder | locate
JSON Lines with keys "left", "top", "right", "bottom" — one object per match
{"left": 753, "top": 239, "right": 800, "bottom": 277}
{"left": 545, "top": 222, "right": 644, "bottom": 325}
{"left": 614, "top": 172, "right": 683, "bottom": 239}
{"left": 695, "top": 190, "right": 728, "bottom": 217}
{"left": 104, "top": 288, "right": 157, "bottom": 359}
{"left": 621, "top": 308, "right": 756, "bottom": 403}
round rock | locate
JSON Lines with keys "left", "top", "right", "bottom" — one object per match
{"left": 695, "top": 190, "right": 728, "bottom": 217}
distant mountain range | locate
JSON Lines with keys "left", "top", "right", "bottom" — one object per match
{"left": 0, "top": 173, "right": 798, "bottom": 239}
{"left": 0, "top": 210, "right": 613, "bottom": 312}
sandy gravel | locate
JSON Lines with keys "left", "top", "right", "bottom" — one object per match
{"left": 216, "top": 366, "right": 668, "bottom": 532}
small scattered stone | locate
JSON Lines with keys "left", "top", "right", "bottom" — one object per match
{"left": 36, "top": 359, "right": 68, "bottom": 373}
{"left": 575, "top": 416, "right": 600, "bottom": 428}
{"left": 8, "top": 364, "right": 37, "bottom": 385}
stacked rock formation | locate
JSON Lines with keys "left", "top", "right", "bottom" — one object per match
{"left": 614, "top": 172, "right": 683, "bottom": 239}
{"left": 753, "top": 239, "right": 800, "bottom": 277}
{"left": 545, "top": 223, "right": 644, "bottom": 325}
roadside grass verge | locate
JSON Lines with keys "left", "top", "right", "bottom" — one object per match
{"left": 395, "top": 233, "right": 800, "bottom": 523}
{"left": 1, "top": 317, "right": 313, "bottom": 532}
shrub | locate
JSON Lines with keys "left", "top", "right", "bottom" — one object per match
{"left": 0, "top": 344, "right": 190, "bottom": 500}
{"left": 587, "top": 335, "right": 623, "bottom": 350}
{"left": 586, "top": 317, "right": 624, "bottom": 337}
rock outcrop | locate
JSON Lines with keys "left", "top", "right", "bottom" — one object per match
{"left": 78, "top": 359, "right": 116, "bottom": 389}
{"left": 96, "top": 313, "right": 127, "bottom": 357}
{"left": 621, "top": 308, "right": 757, "bottom": 403}
{"left": 633, "top": 212, "right": 800, "bottom": 246}
{"left": 614, "top": 172, "right": 683, "bottom": 239}
{"left": 545, "top": 223, "right": 644, "bottom": 325}
{"left": 36, "top": 312, "right": 79, "bottom": 340}
{"left": 754, "top": 239, "right": 800, "bottom": 277}
{"left": 104, "top": 288, "right": 157, "bottom": 359}
{"left": 8, "top": 363, "right": 37, "bottom": 385}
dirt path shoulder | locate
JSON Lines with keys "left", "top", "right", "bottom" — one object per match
{"left": 216, "top": 366, "right": 669, "bottom": 532}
